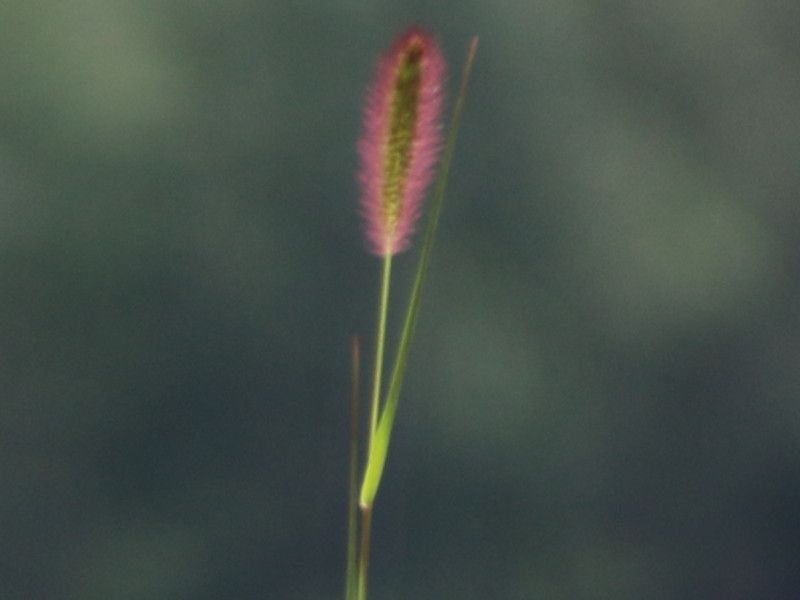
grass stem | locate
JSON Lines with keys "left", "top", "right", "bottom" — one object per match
{"left": 356, "top": 506, "right": 374, "bottom": 600}
{"left": 368, "top": 253, "right": 393, "bottom": 446}
{"left": 345, "top": 336, "right": 361, "bottom": 600}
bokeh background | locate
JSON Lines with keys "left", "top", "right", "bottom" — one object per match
{"left": 2, "top": 2, "right": 799, "bottom": 598}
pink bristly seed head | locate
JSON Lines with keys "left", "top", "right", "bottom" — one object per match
{"left": 358, "top": 27, "right": 446, "bottom": 256}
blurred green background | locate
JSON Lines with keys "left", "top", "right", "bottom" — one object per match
{"left": 2, "top": 1, "right": 799, "bottom": 599}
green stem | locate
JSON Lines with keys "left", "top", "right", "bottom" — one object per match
{"left": 357, "top": 252, "right": 392, "bottom": 600}
{"left": 367, "top": 253, "right": 393, "bottom": 447}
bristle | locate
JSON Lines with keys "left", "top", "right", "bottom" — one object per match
{"left": 358, "top": 27, "right": 445, "bottom": 256}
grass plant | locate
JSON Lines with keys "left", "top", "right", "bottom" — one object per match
{"left": 345, "top": 27, "right": 478, "bottom": 600}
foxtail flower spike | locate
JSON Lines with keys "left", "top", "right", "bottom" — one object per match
{"left": 358, "top": 27, "right": 445, "bottom": 256}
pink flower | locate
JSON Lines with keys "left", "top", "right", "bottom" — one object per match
{"left": 358, "top": 27, "right": 446, "bottom": 256}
